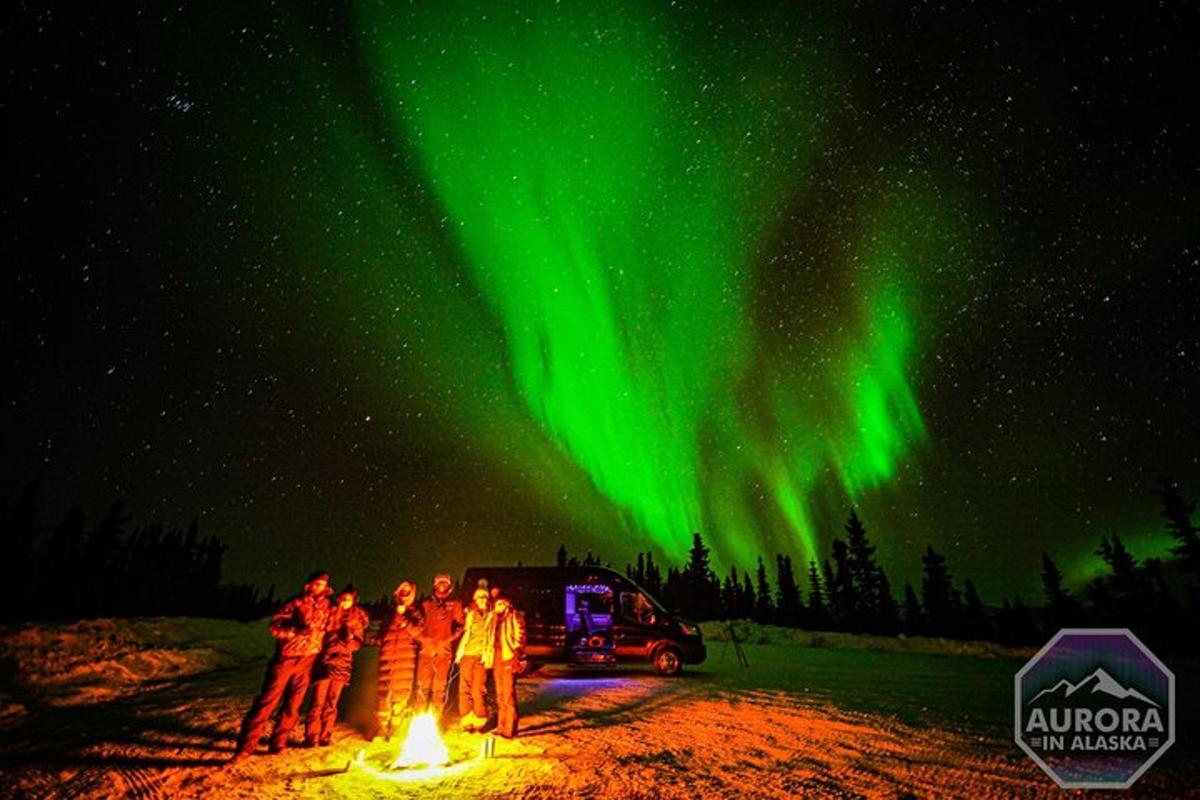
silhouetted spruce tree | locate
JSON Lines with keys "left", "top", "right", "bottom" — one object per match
{"left": 682, "top": 533, "right": 721, "bottom": 619}
{"left": 1140, "top": 557, "right": 1183, "bottom": 651}
{"left": 644, "top": 552, "right": 663, "bottom": 599}
{"left": 806, "top": 560, "right": 828, "bottom": 628}
{"left": 902, "top": 582, "right": 923, "bottom": 635}
{"left": 556, "top": 544, "right": 568, "bottom": 567}
{"left": 635, "top": 553, "right": 646, "bottom": 586}
{"left": 1089, "top": 534, "right": 1151, "bottom": 628}
{"left": 841, "top": 509, "right": 898, "bottom": 633}
{"left": 1, "top": 477, "right": 41, "bottom": 620}
{"left": 775, "top": 554, "right": 802, "bottom": 626}
{"left": 663, "top": 566, "right": 683, "bottom": 612}
{"left": 754, "top": 557, "right": 773, "bottom": 622}
{"left": 198, "top": 528, "right": 227, "bottom": 615}
{"left": 843, "top": 510, "right": 876, "bottom": 621}
{"left": 875, "top": 571, "right": 900, "bottom": 635}
{"left": 1160, "top": 477, "right": 1200, "bottom": 574}
{"left": 820, "top": 559, "right": 837, "bottom": 625}
{"left": 740, "top": 570, "right": 756, "bottom": 618}
{"left": 42, "top": 504, "right": 86, "bottom": 619}
{"left": 960, "top": 579, "right": 990, "bottom": 640}
{"left": 721, "top": 567, "right": 739, "bottom": 618}
{"left": 827, "top": 540, "right": 855, "bottom": 629}
{"left": 920, "top": 545, "right": 959, "bottom": 637}
{"left": 1041, "top": 552, "right": 1084, "bottom": 630}
{"left": 996, "top": 596, "right": 1039, "bottom": 646}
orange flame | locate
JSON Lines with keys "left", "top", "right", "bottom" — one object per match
{"left": 391, "top": 712, "right": 450, "bottom": 769}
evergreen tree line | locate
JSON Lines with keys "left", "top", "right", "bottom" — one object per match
{"left": 561, "top": 477, "right": 1200, "bottom": 654}
{"left": 0, "top": 479, "right": 277, "bottom": 622}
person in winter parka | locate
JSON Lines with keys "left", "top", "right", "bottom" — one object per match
{"left": 485, "top": 593, "right": 526, "bottom": 739}
{"left": 372, "top": 580, "right": 423, "bottom": 739}
{"left": 303, "top": 584, "right": 369, "bottom": 747}
{"left": 454, "top": 585, "right": 492, "bottom": 731}
{"left": 416, "top": 573, "right": 464, "bottom": 718}
{"left": 233, "top": 570, "right": 333, "bottom": 761}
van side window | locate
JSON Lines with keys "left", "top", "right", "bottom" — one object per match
{"left": 620, "top": 592, "right": 656, "bottom": 626}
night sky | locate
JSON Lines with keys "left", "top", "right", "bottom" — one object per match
{"left": 5, "top": 2, "right": 1198, "bottom": 603}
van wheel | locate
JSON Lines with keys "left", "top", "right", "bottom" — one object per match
{"left": 652, "top": 645, "right": 683, "bottom": 676}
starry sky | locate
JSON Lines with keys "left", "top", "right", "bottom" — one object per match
{"left": 5, "top": 2, "right": 1198, "bottom": 602}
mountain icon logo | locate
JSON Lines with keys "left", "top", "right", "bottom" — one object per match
{"left": 1028, "top": 667, "right": 1159, "bottom": 707}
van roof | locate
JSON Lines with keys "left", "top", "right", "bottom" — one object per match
{"left": 461, "top": 565, "right": 667, "bottom": 611}
{"left": 462, "top": 565, "right": 628, "bottom": 579}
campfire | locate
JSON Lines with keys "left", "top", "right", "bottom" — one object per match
{"left": 391, "top": 711, "right": 450, "bottom": 769}
{"left": 352, "top": 712, "right": 485, "bottom": 783}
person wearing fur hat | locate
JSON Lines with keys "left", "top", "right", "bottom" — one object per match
{"left": 416, "top": 572, "right": 464, "bottom": 718}
{"left": 303, "top": 584, "right": 369, "bottom": 747}
{"left": 371, "top": 580, "right": 423, "bottom": 740}
{"left": 454, "top": 585, "right": 492, "bottom": 731}
{"left": 233, "top": 570, "right": 333, "bottom": 761}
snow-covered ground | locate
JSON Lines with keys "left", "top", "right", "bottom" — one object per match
{"left": 0, "top": 618, "right": 1195, "bottom": 799}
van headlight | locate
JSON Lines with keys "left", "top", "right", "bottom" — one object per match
{"left": 679, "top": 622, "right": 699, "bottom": 637}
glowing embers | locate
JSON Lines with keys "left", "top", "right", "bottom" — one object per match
{"left": 393, "top": 711, "right": 450, "bottom": 769}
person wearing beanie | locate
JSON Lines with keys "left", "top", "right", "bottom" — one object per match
{"left": 303, "top": 584, "right": 369, "bottom": 747}
{"left": 371, "top": 580, "right": 424, "bottom": 740}
{"left": 416, "top": 572, "right": 464, "bottom": 719}
{"left": 454, "top": 584, "right": 492, "bottom": 731}
{"left": 233, "top": 570, "right": 333, "bottom": 761}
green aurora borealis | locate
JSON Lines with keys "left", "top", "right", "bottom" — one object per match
{"left": 8, "top": 1, "right": 1197, "bottom": 600}
{"left": 269, "top": 1, "right": 961, "bottom": 567}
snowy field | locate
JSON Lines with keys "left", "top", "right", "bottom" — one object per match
{"left": 0, "top": 618, "right": 1196, "bottom": 799}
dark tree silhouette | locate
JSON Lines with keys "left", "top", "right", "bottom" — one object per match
{"left": 754, "top": 556, "right": 773, "bottom": 622}
{"left": 826, "top": 540, "right": 855, "bottom": 626}
{"left": 721, "top": 565, "right": 740, "bottom": 618}
{"left": 843, "top": 510, "right": 875, "bottom": 612}
{"left": 875, "top": 571, "right": 900, "bottom": 635}
{"left": 902, "top": 582, "right": 923, "bottom": 635}
{"left": 740, "top": 569, "right": 756, "bottom": 618}
{"left": 996, "top": 596, "right": 1039, "bottom": 646}
{"left": 920, "top": 545, "right": 959, "bottom": 637}
{"left": 774, "top": 554, "right": 802, "bottom": 626}
{"left": 556, "top": 544, "right": 568, "bottom": 568}
{"left": 644, "top": 551, "right": 663, "bottom": 599}
{"left": 1159, "top": 477, "right": 1200, "bottom": 574}
{"left": 960, "top": 579, "right": 990, "bottom": 640}
{"left": 806, "top": 560, "right": 827, "bottom": 624}
{"left": 1, "top": 487, "right": 273, "bottom": 623}
{"left": 41, "top": 504, "right": 86, "bottom": 618}
{"left": 1041, "top": 552, "right": 1084, "bottom": 631}
{"left": 681, "top": 533, "right": 721, "bottom": 619}
{"left": 1, "top": 477, "right": 41, "bottom": 608}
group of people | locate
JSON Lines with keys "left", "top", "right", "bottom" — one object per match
{"left": 232, "top": 570, "right": 526, "bottom": 762}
